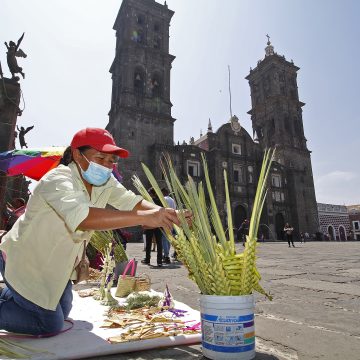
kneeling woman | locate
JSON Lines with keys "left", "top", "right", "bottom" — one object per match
{"left": 0, "top": 128, "right": 180, "bottom": 335}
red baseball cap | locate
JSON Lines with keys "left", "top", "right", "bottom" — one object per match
{"left": 70, "top": 128, "right": 129, "bottom": 158}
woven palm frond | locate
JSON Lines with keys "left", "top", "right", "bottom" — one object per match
{"left": 133, "top": 149, "right": 275, "bottom": 297}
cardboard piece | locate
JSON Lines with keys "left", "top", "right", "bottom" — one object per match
{"left": 2, "top": 289, "right": 201, "bottom": 360}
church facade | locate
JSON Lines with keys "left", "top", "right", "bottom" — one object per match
{"left": 106, "top": 0, "right": 319, "bottom": 239}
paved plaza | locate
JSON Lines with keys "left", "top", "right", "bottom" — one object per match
{"left": 86, "top": 241, "right": 360, "bottom": 359}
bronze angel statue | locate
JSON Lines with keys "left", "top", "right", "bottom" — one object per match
{"left": 4, "top": 33, "right": 27, "bottom": 79}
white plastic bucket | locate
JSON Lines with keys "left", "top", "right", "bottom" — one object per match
{"left": 200, "top": 294, "right": 255, "bottom": 360}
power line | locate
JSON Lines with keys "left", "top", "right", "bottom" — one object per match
{"left": 228, "top": 65, "right": 233, "bottom": 118}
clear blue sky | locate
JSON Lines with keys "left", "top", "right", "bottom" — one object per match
{"left": 1, "top": 0, "right": 359, "bottom": 205}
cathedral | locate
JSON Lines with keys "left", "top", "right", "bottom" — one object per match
{"left": 106, "top": 0, "right": 319, "bottom": 239}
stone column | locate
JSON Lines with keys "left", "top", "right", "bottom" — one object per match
{"left": 0, "top": 78, "right": 21, "bottom": 228}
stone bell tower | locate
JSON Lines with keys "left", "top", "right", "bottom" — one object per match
{"left": 106, "top": 0, "right": 175, "bottom": 189}
{"left": 246, "top": 36, "right": 319, "bottom": 235}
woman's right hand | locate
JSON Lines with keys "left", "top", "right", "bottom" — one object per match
{"left": 140, "top": 207, "right": 180, "bottom": 232}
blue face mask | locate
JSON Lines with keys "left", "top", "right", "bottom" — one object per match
{"left": 79, "top": 155, "right": 112, "bottom": 186}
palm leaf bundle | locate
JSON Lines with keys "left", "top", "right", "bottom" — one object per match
{"left": 133, "top": 148, "right": 275, "bottom": 299}
{"left": 90, "top": 230, "right": 128, "bottom": 263}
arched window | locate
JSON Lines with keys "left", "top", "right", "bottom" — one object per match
{"left": 233, "top": 164, "right": 244, "bottom": 184}
{"left": 154, "top": 22, "right": 161, "bottom": 32}
{"left": 234, "top": 205, "right": 247, "bottom": 230}
{"left": 338, "top": 226, "right": 346, "bottom": 241}
{"left": 150, "top": 75, "right": 162, "bottom": 98}
{"left": 134, "top": 69, "right": 145, "bottom": 96}
{"left": 271, "top": 174, "right": 282, "bottom": 187}
{"left": 136, "top": 14, "right": 145, "bottom": 25}
{"left": 153, "top": 37, "right": 161, "bottom": 49}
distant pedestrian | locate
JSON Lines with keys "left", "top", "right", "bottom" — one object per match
{"left": 142, "top": 188, "right": 163, "bottom": 267}
{"left": 284, "top": 223, "right": 295, "bottom": 247}
{"left": 304, "top": 232, "right": 310, "bottom": 242}
{"left": 237, "top": 219, "right": 249, "bottom": 246}
{"left": 300, "top": 232, "right": 304, "bottom": 244}
{"left": 161, "top": 188, "right": 176, "bottom": 264}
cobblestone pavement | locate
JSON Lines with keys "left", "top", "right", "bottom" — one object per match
{"left": 84, "top": 241, "right": 360, "bottom": 360}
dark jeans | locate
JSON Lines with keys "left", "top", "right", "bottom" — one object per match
{"left": 286, "top": 234, "right": 294, "bottom": 246}
{"left": 0, "top": 251, "right": 73, "bottom": 335}
{"left": 162, "top": 234, "right": 171, "bottom": 257}
{"left": 145, "top": 228, "right": 163, "bottom": 264}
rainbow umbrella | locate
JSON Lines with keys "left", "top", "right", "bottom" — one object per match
{"left": 0, "top": 147, "right": 124, "bottom": 182}
{"left": 0, "top": 147, "right": 65, "bottom": 181}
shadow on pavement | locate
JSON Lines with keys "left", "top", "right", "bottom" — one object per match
{"left": 85, "top": 345, "right": 281, "bottom": 359}
{"left": 149, "top": 264, "right": 182, "bottom": 270}
{"left": 255, "top": 353, "right": 281, "bottom": 359}
{"left": 85, "top": 345, "right": 203, "bottom": 359}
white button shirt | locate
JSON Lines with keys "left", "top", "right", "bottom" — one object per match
{"left": 0, "top": 162, "right": 142, "bottom": 310}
